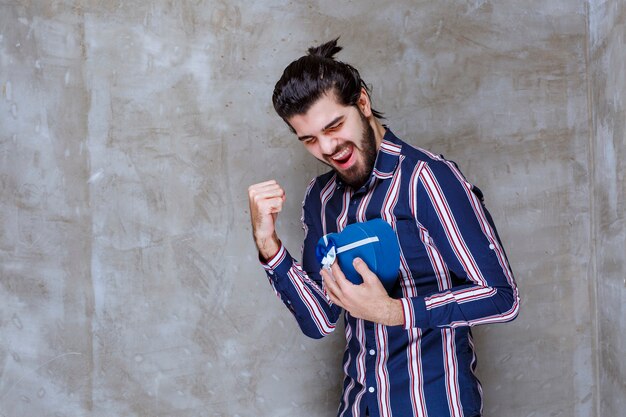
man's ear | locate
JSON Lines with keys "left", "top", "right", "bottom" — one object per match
{"left": 357, "top": 88, "right": 373, "bottom": 118}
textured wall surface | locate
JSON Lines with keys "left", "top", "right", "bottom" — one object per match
{"left": 0, "top": 1, "right": 621, "bottom": 416}
{"left": 589, "top": 0, "right": 626, "bottom": 415}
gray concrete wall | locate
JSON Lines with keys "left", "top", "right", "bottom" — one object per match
{"left": 0, "top": 1, "right": 621, "bottom": 416}
{"left": 589, "top": 0, "right": 626, "bottom": 415}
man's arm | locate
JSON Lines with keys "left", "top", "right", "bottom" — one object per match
{"left": 248, "top": 180, "right": 284, "bottom": 260}
{"left": 318, "top": 158, "right": 519, "bottom": 329}
{"left": 248, "top": 179, "right": 341, "bottom": 338}
{"left": 398, "top": 159, "right": 520, "bottom": 329}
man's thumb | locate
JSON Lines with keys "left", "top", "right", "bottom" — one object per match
{"left": 353, "top": 258, "right": 375, "bottom": 282}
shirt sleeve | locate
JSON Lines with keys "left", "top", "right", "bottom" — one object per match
{"left": 259, "top": 181, "right": 342, "bottom": 339}
{"left": 400, "top": 159, "right": 520, "bottom": 330}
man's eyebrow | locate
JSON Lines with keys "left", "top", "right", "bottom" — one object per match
{"left": 323, "top": 116, "right": 344, "bottom": 131}
{"left": 297, "top": 116, "right": 345, "bottom": 142}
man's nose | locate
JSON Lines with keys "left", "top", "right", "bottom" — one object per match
{"left": 319, "top": 135, "right": 337, "bottom": 156}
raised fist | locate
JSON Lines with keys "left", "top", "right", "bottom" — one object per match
{"left": 248, "top": 180, "right": 286, "bottom": 260}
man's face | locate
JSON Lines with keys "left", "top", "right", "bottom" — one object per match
{"left": 288, "top": 92, "right": 378, "bottom": 189}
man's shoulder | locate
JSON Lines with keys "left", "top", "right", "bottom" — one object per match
{"left": 302, "top": 170, "right": 337, "bottom": 201}
{"left": 311, "top": 170, "right": 337, "bottom": 188}
{"left": 392, "top": 134, "right": 465, "bottom": 182}
{"left": 391, "top": 134, "right": 444, "bottom": 166}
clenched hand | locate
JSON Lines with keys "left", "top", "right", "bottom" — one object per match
{"left": 248, "top": 180, "right": 286, "bottom": 260}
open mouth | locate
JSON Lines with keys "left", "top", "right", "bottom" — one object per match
{"left": 330, "top": 145, "right": 355, "bottom": 169}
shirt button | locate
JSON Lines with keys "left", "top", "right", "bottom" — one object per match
{"left": 368, "top": 387, "right": 375, "bottom": 393}
{"left": 369, "top": 349, "right": 375, "bottom": 356}
{"left": 489, "top": 244, "right": 495, "bottom": 250}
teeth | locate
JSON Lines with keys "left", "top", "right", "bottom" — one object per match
{"left": 332, "top": 147, "right": 350, "bottom": 160}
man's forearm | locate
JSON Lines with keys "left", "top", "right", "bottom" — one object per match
{"left": 383, "top": 298, "right": 405, "bottom": 327}
{"left": 256, "top": 233, "right": 281, "bottom": 262}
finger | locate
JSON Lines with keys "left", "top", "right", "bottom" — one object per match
{"left": 259, "top": 197, "right": 284, "bottom": 214}
{"left": 251, "top": 179, "right": 279, "bottom": 188}
{"left": 321, "top": 268, "right": 338, "bottom": 293}
{"left": 353, "top": 258, "right": 383, "bottom": 287}
{"left": 352, "top": 258, "right": 373, "bottom": 280}
{"left": 249, "top": 180, "right": 282, "bottom": 191}
{"left": 321, "top": 268, "right": 343, "bottom": 305}
{"left": 249, "top": 181, "right": 284, "bottom": 197}
{"left": 250, "top": 187, "right": 285, "bottom": 202}
{"left": 330, "top": 261, "right": 353, "bottom": 290}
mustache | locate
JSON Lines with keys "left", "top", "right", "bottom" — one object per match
{"left": 323, "top": 144, "right": 351, "bottom": 158}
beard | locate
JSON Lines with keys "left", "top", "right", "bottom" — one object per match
{"left": 336, "top": 114, "right": 378, "bottom": 189}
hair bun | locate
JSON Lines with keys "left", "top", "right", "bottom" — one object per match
{"left": 307, "top": 37, "right": 342, "bottom": 59}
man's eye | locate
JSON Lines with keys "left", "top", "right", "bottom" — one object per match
{"left": 328, "top": 123, "right": 342, "bottom": 131}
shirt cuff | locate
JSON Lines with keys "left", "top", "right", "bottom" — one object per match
{"left": 400, "top": 297, "right": 429, "bottom": 329}
{"left": 259, "top": 243, "right": 292, "bottom": 277}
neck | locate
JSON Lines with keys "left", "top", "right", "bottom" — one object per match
{"left": 370, "top": 117, "right": 387, "bottom": 151}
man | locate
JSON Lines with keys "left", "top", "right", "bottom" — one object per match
{"left": 248, "top": 38, "right": 519, "bottom": 417}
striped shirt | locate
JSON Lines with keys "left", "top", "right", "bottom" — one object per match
{"left": 260, "top": 129, "right": 520, "bottom": 417}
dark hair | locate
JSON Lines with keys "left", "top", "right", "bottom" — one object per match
{"left": 272, "top": 37, "right": 383, "bottom": 123}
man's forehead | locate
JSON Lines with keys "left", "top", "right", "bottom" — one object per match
{"left": 288, "top": 94, "right": 349, "bottom": 135}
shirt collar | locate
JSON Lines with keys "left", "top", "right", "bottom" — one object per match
{"left": 335, "top": 128, "right": 403, "bottom": 189}
{"left": 372, "top": 128, "right": 402, "bottom": 180}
